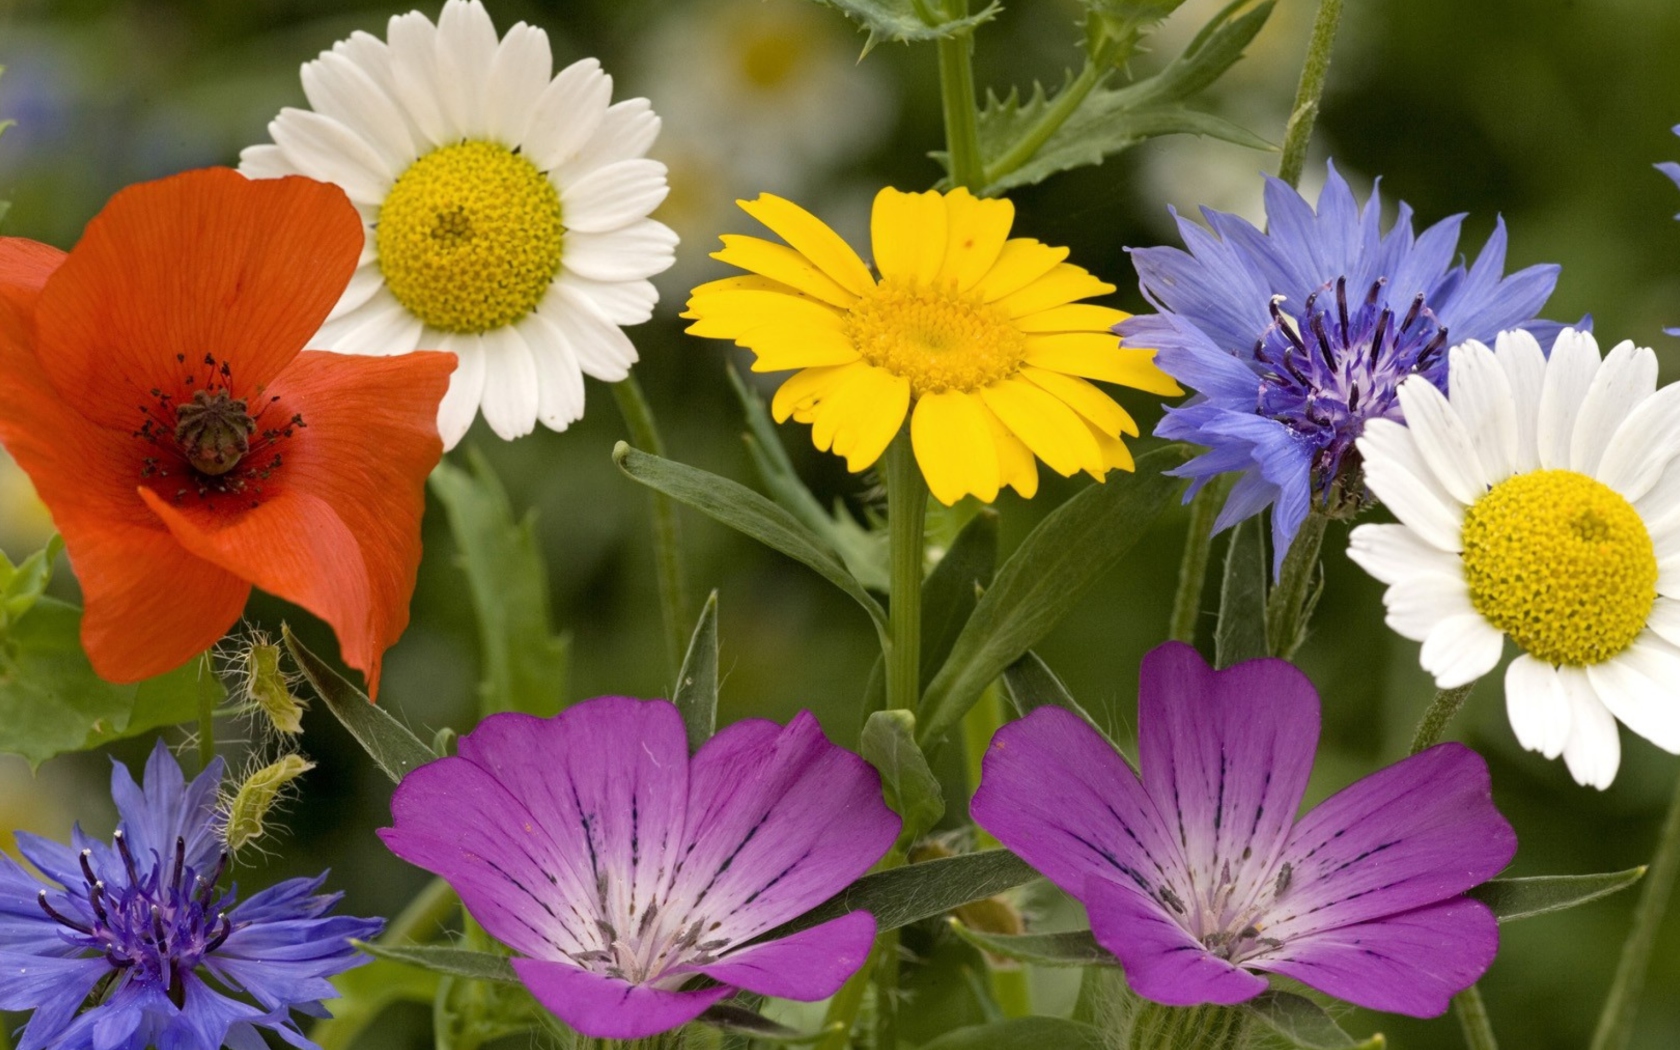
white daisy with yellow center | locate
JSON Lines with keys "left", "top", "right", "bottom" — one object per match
{"left": 1350, "top": 329, "right": 1680, "bottom": 789}
{"left": 239, "top": 0, "right": 676, "bottom": 447}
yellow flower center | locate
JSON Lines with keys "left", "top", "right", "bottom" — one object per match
{"left": 1461, "top": 469, "right": 1657, "bottom": 666}
{"left": 376, "top": 140, "right": 564, "bottom": 334}
{"left": 845, "top": 279, "right": 1026, "bottom": 397}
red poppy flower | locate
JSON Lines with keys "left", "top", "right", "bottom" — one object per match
{"left": 0, "top": 168, "right": 454, "bottom": 697}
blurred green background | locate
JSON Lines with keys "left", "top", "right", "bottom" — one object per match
{"left": 2, "top": 0, "right": 1680, "bottom": 1046}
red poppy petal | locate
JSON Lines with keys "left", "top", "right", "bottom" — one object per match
{"left": 138, "top": 350, "right": 453, "bottom": 699}
{"left": 33, "top": 168, "right": 364, "bottom": 431}
{"left": 0, "top": 238, "right": 249, "bottom": 683}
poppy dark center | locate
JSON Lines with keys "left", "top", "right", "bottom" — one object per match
{"left": 173, "top": 389, "right": 255, "bottom": 477}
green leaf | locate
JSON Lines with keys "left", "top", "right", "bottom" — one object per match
{"left": 919, "top": 1017, "right": 1108, "bottom": 1050}
{"left": 861, "top": 709, "right": 945, "bottom": 843}
{"left": 0, "top": 597, "right": 211, "bottom": 767}
{"left": 674, "top": 590, "right": 720, "bottom": 751}
{"left": 0, "top": 535, "right": 63, "bottom": 627}
{"left": 355, "top": 941, "right": 518, "bottom": 984}
{"left": 947, "top": 921, "right": 1117, "bottom": 968}
{"left": 769, "top": 848, "right": 1039, "bottom": 940}
{"left": 312, "top": 958, "right": 441, "bottom": 1050}
{"left": 921, "top": 508, "right": 998, "bottom": 689}
{"left": 1470, "top": 868, "right": 1646, "bottom": 923}
{"left": 614, "top": 442, "right": 889, "bottom": 642}
{"left": 1240, "top": 991, "right": 1385, "bottom": 1049}
{"left": 918, "top": 445, "right": 1189, "bottom": 746}
{"left": 430, "top": 453, "right": 570, "bottom": 718}
{"left": 1215, "top": 516, "right": 1268, "bottom": 667}
{"left": 806, "top": 0, "right": 1001, "bottom": 50}
{"left": 698, "top": 1005, "right": 841, "bottom": 1043}
{"left": 1000, "top": 650, "right": 1109, "bottom": 740}
{"left": 283, "top": 625, "right": 437, "bottom": 783}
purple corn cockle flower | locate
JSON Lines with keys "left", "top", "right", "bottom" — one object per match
{"left": 0, "top": 741, "right": 381, "bottom": 1050}
{"left": 378, "top": 696, "right": 901, "bottom": 1040}
{"left": 971, "top": 642, "right": 1517, "bottom": 1017}
{"left": 1121, "top": 164, "right": 1563, "bottom": 572}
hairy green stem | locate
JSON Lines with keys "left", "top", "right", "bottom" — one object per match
{"left": 1591, "top": 767, "right": 1680, "bottom": 1050}
{"left": 1276, "top": 0, "right": 1345, "bottom": 188}
{"left": 1454, "top": 984, "right": 1499, "bottom": 1050}
{"left": 1264, "top": 510, "right": 1326, "bottom": 659}
{"left": 1408, "top": 683, "right": 1477, "bottom": 755}
{"left": 937, "top": 0, "right": 985, "bottom": 191}
{"left": 1127, "top": 1002, "right": 1248, "bottom": 1050}
{"left": 886, "top": 433, "right": 927, "bottom": 712}
{"left": 612, "top": 375, "right": 692, "bottom": 676}
{"left": 1169, "top": 479, "right": 1230, "bottom": 645}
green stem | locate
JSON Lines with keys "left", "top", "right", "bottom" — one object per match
{"left": 817, "top": 937, "right": 885, "bottom": 1050}
{"left": 936, "top": 0, "right": 985, "bottom": 191}
{"left": 1454, "top": 984, "right": 1499, "bottom": 1050}
{"left": 1264, "top": 510, "right": 1327, "bottom": 659}
{"left": 196, "top": 652, "right": 217, "bottom": 771}
{"left": 1408, "top": 683, "right": 1477, "bottom": 755}
{"left": 1276, "top": 0, "right": 1346, "bottom": 188}
{"left": 886, "top": 433, "right": 927, "bottom": 712}
{"left": 386, "top": 877, "right": 460, "bottom": 946}
{"left": 1168, "top": 478, "right": 1230, "bottom": 645}
{"left": 612, "top": 375, "right": 692, "bottom": 676}
{"left": 1127, "top": 1003, "right": 1249, "bottom": 1050}
{"left": 984, "top": 59, "right": 1105, "bottom": 188}
{"left": 1590, "top": 767, "right": 1680, "bottom": 1050}
{"left": 877, "top": 928, "right": 901, "bottom": 1049}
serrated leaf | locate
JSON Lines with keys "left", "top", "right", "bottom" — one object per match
{"left": 614, "top": 443, "right": 889, "bottom": 643}
{"left": 1240, "top": 991, "right": 1385, "bottom": 1049}
{"left": 1470, "top": 868, "right": 1646, "bottom": 923}
{"left": 0, "top": 597, "right": 211, "bottom": 767}
{"left": 430, "top": 453, "right": 570, "bottom": 718}
{"left": 808, "top": 0, "right": 1002, "bottom": 49}
{"left": 921, "top": 508, "right": 997, "bottom": 689}
{"left": 917, "top": 445, "right": 1189, "bottom": 746}
{"left": 1, "top": 535, "right": 63, "bottom": 626}
{"left": 768, "top": 848, "right": 1039, "bottom": 940}
{"left": 861, "top": 709, "right": 945, "bottom": 843}
{"left": 283, "top": 625, "right": 437, "bottom": 784}
{"left": 674, "top": 591, "right": 720, "bottom": 751}
{"left": 1215, "top": 516, "right": 1268, "bottom": 667}
{"left": 920, "top": 1017, "right": 1108, "bottom": 1050}
{"left": 947, "top": 921, "right": 1118, "bottom": 967}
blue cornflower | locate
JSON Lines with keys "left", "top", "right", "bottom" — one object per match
{"left": 0, "top": 742, "right": 381, "bottom": 1050}
{"left": 1120, "top": 163, "right": 1564, "bottom": 570}
{"left": 1657, "top": 124, "right": 1680, "bottom": 335}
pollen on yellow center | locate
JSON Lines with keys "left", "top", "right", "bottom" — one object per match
{"left": 845, "top": 278, "right": 1027, "bottom": 398}
{"left": 1461, "top": 469, "right": 1657, "bottom": 666}
{"left": 376, "top": 140, "right": 563, "bottom": 334}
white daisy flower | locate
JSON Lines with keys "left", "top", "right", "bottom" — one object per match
{"left": 239, "top": 0, "right": 676, "bottom": 447}
{"left": 1350, "top": 328, "right": 1680, "bottom": 790}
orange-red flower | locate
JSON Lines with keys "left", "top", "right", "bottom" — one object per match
{"left": 0, "top": 168, "right": 454, "bottom": 697}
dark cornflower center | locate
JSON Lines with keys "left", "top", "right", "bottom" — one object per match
{"left": 36, "top": 830, "right": 235, "bottom": 1008}
{"left": 1253, "top": 276, "right": 1450, "bottom": 502}
{"left": 132, "top": 353, "right": 306, "bottom": 510}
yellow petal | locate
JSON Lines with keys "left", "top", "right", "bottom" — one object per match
{"left": 978, "top": 401, "right": 1039, "bottom": 499}
{"left": 871, "top": 187, "right": 948, "bottom": 285}
{"left": 739, "top": 194, "right": 876, "bottom": 297}
{"left": 713, "top": 235, "right": 858, "bottom": 308}
{"left": 1014, "top": 303, "right": 1131, "bottom": 333}
{"left": 684, "top": 289, "right": 847, "bottom": 340}
{"left": 772, "top": 362, "right": 868, "bottom": 423}
{"left": 972, "top": 239, "right": 1068, "bottom": 303}
{"left": 938, "top": 188, "right": 1015, "bottom": 292}
{"left": 979, "top": 377, "right": 1104, "bottom": 478}
{"left": 811, "top": 365, "right": 910, "bottom": 471}
{"left": 1019, "top": 366, "right": 1137, "bottom": 437}
{"left": 912, "top": 390, "right": 1000, "bottom": 505}
{"left": 1085, "top": 420, "right": 1136, "bottom": 475}
{"left": 1024, "top": 334, "right": 1185, "bottom": 395}
{"left": 995, "top": 264, "right": 1116, "bottom": 318}
{"left": 741, "top": 325, "right": 863, "bottom": 372}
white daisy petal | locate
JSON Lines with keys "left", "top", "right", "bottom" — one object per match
{"left": 1347, "top": 523, "right": 1459, "bottom": 586}
{"left": 1535, "top": 327, "right": 1601, "bottom": 470}
{"left": 313, "top": 287, "right": 423, "bottom": 357}
{"left": 1647, "top": 598, "right": 1680, "bottom": 649}
{"left": 562, "top": 219, "right": 679, "bottom": 283}
{"left": 1571, "top": 339, "right": 1658, "bottom": 478}
{"left": 484, "top": 22, "right": 553, "bottom": 146}
{"left": 1596, "top": 381, "right": 1680, "bottom": 502}
{"left": 477, "top": 325, "right": 541, "bottom": 441}
{"left": 327, "top": 263, "right": 387, "bottom": 322}
{"left": 521, "top": 58, "right": 612, "bottom": 172}
{"left": 559, "top": 159, "right": 669, "bottom": 234}
{"left": 557, "top": 99, "right": 661, "bottom": 183}
{"left": 237, "top": 143, "right": 294, "bottom": 179}
{"left": 1586, "top": 638, "right": 1680, "bottom": 754}
{"left": 1505, "top": 655, "right": 1571, "bottom": 759}
{"left": 1447, "top": 339, "right": 1519, "bottom": 484}
{"left": 519, "top": 311, "right": 587, "bottom": 431}
{"left": 1395, "top": 375, "right": 1490, "bottom": 503}
{"left": 436, "top": 333, "right": 488, "bottom": 450}
{"left": 269, "top": 109, "right": 393, "bottom": 205}
{"left": 1559, "top": 666, "right": 1621, "bottom": 790}
{"left": 1357, "top": 419, "right": 1466, "bottom": 552}
{"left": 1635, "top": 462, "right": 1680, "bottom": 538}
{"left": 542, "top": 285, "right": 639, "bottom": 382}
{"left": 434, "top": 0, "right": 501, "bottom": 139}
{"left": 1419, "top": 613, "right": 1504, "bottom": 688}
{"left": 1382, "top": 570, "right": 1475, "bottom": 642}
{"left": 301, "top": 50, "right": 417, "bottom": 174}
{"left": 1492, "top": 329, "right": 1546, "bottom": 472}
{"left": 557, "top": 272, "right": 658, "bottom": 327}
{"left": 385, "top": 10, "right": 453, "bottom": 147}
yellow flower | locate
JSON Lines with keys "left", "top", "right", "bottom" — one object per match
{"left": 684, "top": 187, "right": 1181, "bottom": 504}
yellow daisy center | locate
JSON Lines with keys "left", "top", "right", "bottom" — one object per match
{"left": 1461, "top": 469, "right": 1657, "bottom": 666}
{"left": 376, "top": 140, "right": 563, "bottom": 334}
{"left": 844, "top": 278, "right": 1026, "bottom": 397}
